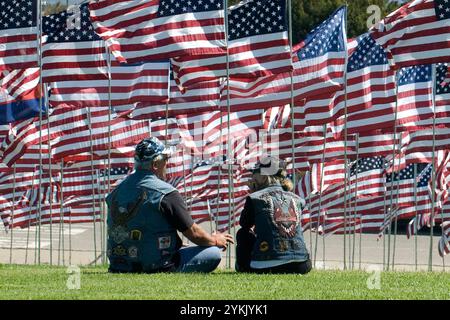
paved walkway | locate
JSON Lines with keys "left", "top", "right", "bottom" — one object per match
{"left": 0, "top": 222, "right": 448, "bottom": 272}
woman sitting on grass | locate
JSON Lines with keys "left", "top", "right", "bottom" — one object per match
{"left": 235, "top": 156, "right": 312, "bottom": 274}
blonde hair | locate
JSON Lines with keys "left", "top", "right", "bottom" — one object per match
{"left": 252, "top": 170, "right": 294, "bottom": 192}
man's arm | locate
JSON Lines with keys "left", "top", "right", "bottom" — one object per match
{"left": 160, "top": 191, "right": 234, "bottom": 250}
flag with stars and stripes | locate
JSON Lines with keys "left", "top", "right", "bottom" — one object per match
{"left": 384, "top": 163, "right": 433, "bottom": 220}
{"left": 48, "top": 59, "right": 170, "bottom": 112}
{"left": 98, "top": 166, "right": 132, "bottom": 194}
{"left": 330, "top": 33, "right": 396, "bottom": 135}
{"left": 370, "top": 0, "right": 450, "bottom": 68}
{"left": 89, "top": 0, "right": 226, "bottom": 64}
{"left": 438, "top": 221, "right": 450, "bottom": 257}
{"left": 0, "top": 0, "right": 38, "bottom": 71}
{"left": 219, "top": 6, "right": 347, "bottom": 117}
{"left": 171, "top": 0, "right": 291, "bottom": 89}
{"left": 42, "top": 3, "right": 108, "bottom": 83}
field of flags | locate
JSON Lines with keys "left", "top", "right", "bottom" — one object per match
{"left": 0, "top": 0, "right": 449, "bottom": 264}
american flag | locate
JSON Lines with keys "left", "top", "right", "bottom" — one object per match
{"left": 438, "top": 221, "right": 450, "bottom": 257}
{"left": 132, "top": 77, "right": 221, "bottom": 119}
{"left": 171, "top": 0, "right": 291, "bottom": 89}
{"left": 42, "top": 3, "right": 108, "bottom": 82}
{"left": 98, "top": 166, "right": 131, "bottom": 194}
{"left": 219, "top": 6, "right": 347, "bottom": 114}
{"left": 327, "top": 33, "right": 396, "bottom": 135}
{"left": 0, "top": 0, "right": 38, "bottom": 71}
{"left": 370, "top": 0, "right": 450, "bottom": 68}
{"left": 48, "top": 60, "right": 170, "bottom": 111}
{"left": 385, "top": 163, "right": 432, "bottom": 221}
{"left": 89, "top": 0, "right": 226, "bottom": 64}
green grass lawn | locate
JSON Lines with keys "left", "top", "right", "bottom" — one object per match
{"left": 0, "top": 264, "right": 449, "bottom": 300}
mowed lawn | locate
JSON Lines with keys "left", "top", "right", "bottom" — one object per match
{"left": 0, "top": 264, "right": 449, "bottom": 300}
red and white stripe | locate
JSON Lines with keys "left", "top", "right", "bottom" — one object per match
{"left": 370, "top": 0, "right": 450, "bottom": 68}
{"left": 89, "top": 0, "right": 226, "bottom": 64}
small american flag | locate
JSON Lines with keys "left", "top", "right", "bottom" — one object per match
{"left": 438, "top": 221, "right": 450, "bottom": 257}
{"left": 0, "top": 0, "right": 38, "bottom": 71}
{"left": 220, "top": 6, "right": 347, "bottom": 116}
{"left": 370, "top": 0, "right": 450, "bottom": 68}
{"left": 89, "top": 0, "right": 226, "bottom": 64}
{"left": 171, "top": 0, "right": 291, "bottom": 88}
{"left": 42, "top": 3, "right": 108, "bottom": 82}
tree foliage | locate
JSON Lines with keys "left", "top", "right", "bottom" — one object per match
{"left": 43, "top": 2, "right": 67, "bottom": 15}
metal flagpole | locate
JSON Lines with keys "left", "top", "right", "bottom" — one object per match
{"left": 288, "top": 0, "right": 296, "bottom": 192}
{"left": 59, "top": 160, "right": 65, "bottom": 266}
{"left": 104, "top": 46, "right": 113, "bottom": 264}
{"left": 381, "top": 156, "right": 389, "bottom": 270}
{"left": 386, "top": 70, "right": 400, "bottom": 271}
{"left": 391, "top": 145, "right": 402, "bottom": 271}
{"left": 25, "top": 169, "right": 37, "bottom": 264}
{"left": 224, "top": 0, "right": 234, "bottom": 270}
{"left": 44, "top": 83, "right": 53, "bottom": 265}
{"left": 342, "top": 4, "right": 349, "bottom": 270}
{"left": 428, "top": 64, "right": 437, "bottom": 272}
{"left": 314, "top": 125, "right": 327, "bottom": 267}
{"left": 9, "top": 165, "right": 17, "bottom": 264}
{"left": 352, "top": 133, "right": 360, "bottom": 270}
{"left": 413, "top": 163, "right": 418, "bottom": 271}
{"left": 36, "top": 0, "right": 44, "bottom": 266}
{"left": 87, "top": 107, "right": 98, "bottom": 265}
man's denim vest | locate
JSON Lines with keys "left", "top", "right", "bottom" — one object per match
{"left": 106, "top": 169, "right": 178, "bottom": 273}
{"left": 249, "top": 184, "right": 309, "bottom": 262}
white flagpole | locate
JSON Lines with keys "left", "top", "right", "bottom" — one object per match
{"left": 224, "top": 0, "right": 233, "bottom": 269}
{"left": 87, "top": 107, "right": 98, "bottom": 265}
{"left": 9, "top": 165, "right": 17, "bottom": 264}
{"left": 428, "top": 64, "right": 437, "bottom": 272}
{"left": 314, "top": 125, "right": 327, "bottom": 267}
{"left": 342, "top": 4, "right": 349, "bottom": 270}
{"left": 36, "top": 0, "right": 44, "bottom": 266}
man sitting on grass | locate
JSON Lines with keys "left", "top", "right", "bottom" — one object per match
{"left": 235, "top": 156, "right": 312, "bottom": 274}
{"left": 106, "top": 137, "right": 234, "bottom": 273}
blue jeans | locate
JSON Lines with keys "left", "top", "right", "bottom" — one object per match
{"left": 175, "top": 246, "right": 222, "bottom": 273}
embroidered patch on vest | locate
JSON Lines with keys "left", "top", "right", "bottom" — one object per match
{"left": 112, "top": 245, "right": 127, "bottom": 256}
{"left": 259, "top": 241, "right": 269, "bottom": 252}
{"left": 130, "top": 229, "right": 142, "bottom": 241}
{"left": 158, "top": 236, "right": 171, "bottom": 250}
{"left": 109, "top": 225, "right": 129, "bottom": 244}
{"left": 128, "top": 246, "right": 138, "bottom": 258}
{"left": 262, "top": 192, "right": 300, "bottom": 238}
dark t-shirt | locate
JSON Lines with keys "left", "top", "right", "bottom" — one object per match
{"left": 160, "top": 190, "right": 194, "bottom": 233}
{"left": 239, "top": 197, "right": 255, "bottom": 230}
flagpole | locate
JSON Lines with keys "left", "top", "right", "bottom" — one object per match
{"left": 342, "top": 4, "right": 349, "bottom": 270}
{"left": 45, "top": 83, "right": 53, "bottom": 266}
{"left": 104, "top": 45, "right": 113, "bottom": 265}
{"left": 224, "top": 0, "right": 233, "bottom": 269}
{"left": 314, "top": 125, "right": 327, "bottom": 268}
{"left": 58, "top": 159, "right": 65, "bottom": 266}
{"left": 36, "top": 0, "right": 44, "bottom": 266}
{"left": 352, "top": 133, "right": 360, "bottom": 270}
{"left": 9, "top": 165, "right": 17, "bottom": 264}
{"left": 87, "top": 107, "right": 98, "bottom": 265}
{"left": 413, "top": 163, "right": 418, "bottom": 271}
{"left": 288, "top": 0, "right": 296, "bottom": 193}
{"left": 25, "top": 168, "right": 36, "bottom": 264}
{"left": 391, "top": 144, "right": 402, "bottom": 271}
{"left": 428, "top": 64, "right": 437, "bottom": 272}
{"left": 386, "top": 69, "right": 400, "bottom": 271}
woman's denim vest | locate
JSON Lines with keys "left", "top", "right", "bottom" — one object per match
{"left": 249, "top": 184, "right": 309, "bottom": 262}
{"left": 106, "top": 170, "right": 178, "bottom": 273}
